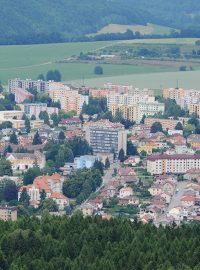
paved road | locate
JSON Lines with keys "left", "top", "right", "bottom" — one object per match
{"left": 102, "top": 161, "right": 121, "bottom": 186}
{"left": 168, "top": 181, "right": 189, "bottom": 211}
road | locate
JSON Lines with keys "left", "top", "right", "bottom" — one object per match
{"left": 168, "top": 181, "right": 189, "bottom": 211}
{"left": 102, "top": 161, "right": 121, "bottom": 186}
{"left": 74, "top": 161, "right": 121, "bottom": 211}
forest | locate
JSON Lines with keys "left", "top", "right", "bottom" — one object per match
{"left": 1, "top": 0, "right": 200, "bottom": 45}
{"left": 1, "top": 214, "right": 200, "bottom": 269}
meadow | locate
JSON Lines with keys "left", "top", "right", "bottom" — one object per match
{"left": 0, "top": 38, "right": 200, "bottom": 87}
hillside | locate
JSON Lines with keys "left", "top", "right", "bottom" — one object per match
{"left": 0, "top": 0, "right": 150, "bottom": 45}
{"left": 1, "top": 0, "right": 200, "bottom": 45}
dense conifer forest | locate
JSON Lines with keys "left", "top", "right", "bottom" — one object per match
{"left": 1, "top": 214, "right": 200, "bottom": 269}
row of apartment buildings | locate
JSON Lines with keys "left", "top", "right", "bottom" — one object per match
{"left": 107, "top": 92, "right": 164, "bottom": 123}
{"left": 9, "top": 79, "right": 89, "bottom": 116}
{"left": 147, "top": 154, "right": 200, "bottom": 175}
{"left": 163, "top": 87, "right": 200, "bottom": 117}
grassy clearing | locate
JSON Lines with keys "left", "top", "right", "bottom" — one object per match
{"left": 88, "top": 23, "right": 175, "bottom": 36}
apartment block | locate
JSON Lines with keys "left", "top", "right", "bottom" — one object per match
{"left": 85, "top": 120, "right": 127, "bottom": 156}
{"left": 163, "top": 88, "right": 185, "bottom": 100}
{"left": 0, "top": 110, "right": 23, "bottom": 121}
{"left": 20, "top": 103, "right": 58, "bottom": 118}
{"left": 144, "top": 118, "right": 183, "bottom": 130}
{"left": 110, "top": 101, "right": 164, "bottom": 123}
{"left": 49, "top": 88, "right": 88, "bottom": 115}
{"left": 147, "top": 154, "right": 200, "bottom": 175}
{"left": 8, "top": 78, "right": 51, "bottom": 94}
{"left": 14, "top": 88, "right": 33, "bottom": 103}
{"left": 0, "top": 205, "right": 17, "bottom": 221}
{"left": 189, "top": 104, "right": 200, "bottom": 117}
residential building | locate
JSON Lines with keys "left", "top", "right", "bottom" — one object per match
{"left": 18, "top": 173, "right": 68, "bottom": 210}
{"left": 59, "top": 117, "right": 82, "bottom": 128}
{"left": 119, "top": 187, "right": 133, "bottom": 198}
{"left": 85, "top": 120, "right": 127, "bottom": 156}
{"left": 20, "top": 103, "right": 58, "bottom": 119}
{"left": 145, "top": 118, "right": 183, "bottom": 131}
{"left": 147, "top": 154, "right": 200, "bottom": 175}
{"left": 49, "top": 88, "right": 88, "bottom": 115}
{"left": 0, "top": 205, "right": 17, "bottom": 221}
{"left": 0, "top": 110, "right": 23, "bottom": 121}
{"left": 6, "top": 151, "right": 46, "bottom": 172}
{"left": 187, "top": 134, "right": 200, "bottom": 149}
{"left": 110, "top": 99, "right": 164, "bottom": 123}
{"left": 14, "top": 88, "right": 33, "bottom": 103}
{"left": 163, "top": 88, "right": 185, "bottom": 100}
{"left": 189, "top": 104, "right": 200, "bottom": 117}
{"left": 138, "top": 141, "right": 158, "bottom": 155}
{"left": 8, "top": 78, "right": 51, "bottom": 94}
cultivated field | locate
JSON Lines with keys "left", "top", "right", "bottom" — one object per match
{"left": 66, "top": 69, "right": 200, "bottom": 93}
{"left": 0, "top": 38, "right": 200, "bottom": 86}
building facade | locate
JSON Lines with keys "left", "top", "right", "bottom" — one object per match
{"left": 85, "top": 120, "right": 127, "bottom": 156}
{"left": 49, "top": 88, "right": 88, "bottom": 115}
{"left": 9, "top": 78, "right": 51, "bottom": 94}
{"left": 0, "top": 205, "right": 17, "bottom": 221}
{"left": 147, "top": 154, "right": 200, "bottom": 175}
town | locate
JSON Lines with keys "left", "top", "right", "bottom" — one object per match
{"left": 0, "top": 78, "right": 200, "bottom": 226}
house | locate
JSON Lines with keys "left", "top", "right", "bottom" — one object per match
{"left": 148, "top": 185, "right": 162, "bottom": 196}
{"left": 81, "top": 203, "right": 94, "bottom": 217}
{"left": 181, "top": 195, "right": 196, "bottom": 207}
{"left": 50, "top": 192, "right": 69, "bottom": 210}
{"left": 124, "top": 156, "right": 140, "bottom": 166}
{"left": 0, "top": 205, "right": 17, "bottom": 221}
{"left": 138, "top": 141, "right": 158, "bottom": 155}
{"left": 6, "top": 151, "right": 46, "bottom": 172}
{"left": 59, "top": 117, "right": 82, "bottom": 128}
{"left": 187, "top": 134, "right": 200, "bottom": 150}
{"left": 119, "top": 187, "right": 133, "bottom": 198}
{"left": 119, "top": 196, "right": 139, "bottom": 206}
{"left": 119, "top": 167, "right": 136, "bottom": 177}
{"left": 185, "top": 169, "right": 200, "bottom": 181}
{"left": 162, "top": 181, "right": 176, "bottom": 196}
{"left": 18, "top": 173, "right": 68, "bottom": 210}
{"left": 88, "top": 198, "right": 103, "bottom": 210}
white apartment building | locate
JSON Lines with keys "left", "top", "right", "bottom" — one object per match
{"left": 85, "top": 120, "right": 127, "bottom": 156}
{"left": 147, "top": 154, "right": 200, "bottom": 175}
{"left": 8, "top": 78, "right": 51, "bottom": 94}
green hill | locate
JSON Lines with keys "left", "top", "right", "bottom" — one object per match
{"left": 1, "top": 0, "right": 200, "bottom": 45}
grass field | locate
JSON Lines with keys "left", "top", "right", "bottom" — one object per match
{"left": 0, "top": 38, "right": 199, "bottom": 86}
{"left": 66, "top": 69, "right": 200, "bottom": 92}
{"left": 88, "top": 23, "right": 176, "bottom": 36}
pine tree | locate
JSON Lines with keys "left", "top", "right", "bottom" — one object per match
{"left": 30, "top": 114, "right": 36, "bottom": 120}
{"left": 105, "top": 157, "right": 110, "bottom": 169}
{"left": 19, "top": 188, "right": 30, "bottom": 206}
{"left": 118, "top": 148, "right": 125, "bottom": 162}
{"left": 25, "top": 117, "right": 31, "bottom": 133}
{"left": 9, "top": 132, "right": 18, "bottom": 145}
{"left": 58, "top": 131, "right": 66, "bottom": 142}
{"left": 33, "top": 131, "right": 42, "bottom": 145}
{"left": 40, "top": 189, "right": 46, "bottom": 201}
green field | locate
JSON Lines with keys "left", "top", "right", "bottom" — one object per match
{"left": 0, "top": 38, "right": 200, "bottom": 87}
{"left": 66, "top": 69, "right": 200, "bottom": 91}
{"left": 88, "top": 23, "right": 176, "bottom": 36}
